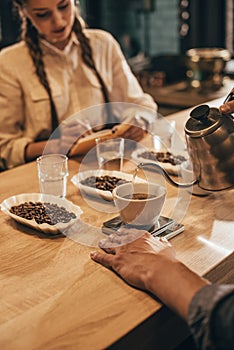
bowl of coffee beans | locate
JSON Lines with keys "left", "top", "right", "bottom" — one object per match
{"left": 131, "top": 148, "right": 188, "bottom": 175}
{"left": 71, "top": 170, "right": 142, "bottom": 201}
{"left": 0, "top": 193, "right": 82, "bottom": 235}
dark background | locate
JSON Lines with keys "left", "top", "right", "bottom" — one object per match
{"left": 0, "top": 0, "right": 232, "bottom": 52}
{"left": 1, "top": 0, "right": 233, "bottom": 87}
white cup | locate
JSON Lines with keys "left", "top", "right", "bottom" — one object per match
{"left": 96, "top": 138, "right": 124, "bottom": 171}
{"left": 180, "top": 160, "right": 210, "bottom": 196}
{"left": 36, "top": 154, "right": 68, "bottom": 198}
{"left": 112, "top": 182, "right": 166, "bottom": 229}
{"left": 151, "top": 119, "right": 176, "bottom": 152}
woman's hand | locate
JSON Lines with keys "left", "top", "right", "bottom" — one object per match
{"left": 43, "top": 119, "right": 92, "bottom": 155}
{"left": 120, "top": 124, "right": 145, "bottom": 142}
{"left": 58, "top": 119, "right": 92, "bottom": 154}
{"left": 112, "top": 114, "right": 148, "bottom": 142}
{"left": 90, "top": 229, "right": 176, "bottom": 291}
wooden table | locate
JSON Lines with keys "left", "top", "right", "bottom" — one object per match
{"left": 0, "top": 98, "right": 233, "bottom": 350}
{"left": 143, "top": 78, "right": 234, "bottom": 109}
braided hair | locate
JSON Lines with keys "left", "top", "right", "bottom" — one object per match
{"left": 72, "top": 16, "right": 116, "bottom": 125}
{"left": 13, "top": 0, "right": 115, "bottom": 133}
{"left": 24, "top": 18, "right": 59, "bottom": 132}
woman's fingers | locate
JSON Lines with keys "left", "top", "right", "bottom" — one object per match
{"left": 61, "top": 119, "right": 92, "bottom": 137}
{"left": 121, "top": 125, "right": 145, "bottom": 141}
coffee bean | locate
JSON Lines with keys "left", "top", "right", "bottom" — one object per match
{"left": 81, "top": 175, "right": 129, "bottom": 192}
{"left": 138, "top": 151, "right": 186, "bottom": 165}
{"left": 10, "top": 201, "right": 76, "bottom": 225}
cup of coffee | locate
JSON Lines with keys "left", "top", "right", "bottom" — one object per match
{"left": 112, "top": 182, "right": 166, "bottom": 229}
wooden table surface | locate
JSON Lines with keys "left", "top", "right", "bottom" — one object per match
{"left": 143, "top": 78, "right": 234, "bottom": 108}
{"left": 0, "top": 98, "right": 233, "bottom": 350}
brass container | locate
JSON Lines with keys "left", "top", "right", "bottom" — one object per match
{"left": 186, "top": 48, "right": 231, "bottom": 91}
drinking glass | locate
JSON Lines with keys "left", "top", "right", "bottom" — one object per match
{"left": 151, "top": 119, "right": 176, "bottom": 152}
{"left": 96, "top": 138, "right": 124, "bottom": 171}
{"left": 36, "top": 154, "right": 68, "bottom": 198}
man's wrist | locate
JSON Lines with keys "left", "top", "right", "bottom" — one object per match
{"left": 144, "top": 253, "right": 178, "bottom": 293}
{"left": 144, "top": 255, "right": 209, "bottom": 320}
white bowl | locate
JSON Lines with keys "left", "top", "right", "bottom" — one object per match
{"left": 131, "top": 148, "right": 188, "bottom": 176}
{"left": 0, "top": 193, "right": 82, "bottom": 235}
{"left": 71, "top": 169, "right": 143, "bottom": 201}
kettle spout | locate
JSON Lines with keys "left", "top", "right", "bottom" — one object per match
{"left": 137, "top": 162, "right": 198, "bottom": 188}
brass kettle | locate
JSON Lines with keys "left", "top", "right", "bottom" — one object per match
{"left": 138, "top": 92, "right": 234, "bottom": 192}
{"left": 184, "top": 99, "right": 234, "bottom": 191}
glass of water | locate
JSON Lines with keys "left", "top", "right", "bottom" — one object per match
{"left": 36, "top": 154, "right": 68, "bottom": 198}
{"left": 151, "top": 119, "right": 176, "bottom": 152}
{"left": 96, "top": 138, "right": 124, "bottom": 171}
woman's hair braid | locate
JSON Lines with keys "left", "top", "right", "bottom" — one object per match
{"left": 73, "top": 17, "right": 116, "bottom": 125}
{"left": 72, "top": 17, "right": 110, "bottom": 104}
{"left": 24, "top": 18, "right": 59, "bottom": 132}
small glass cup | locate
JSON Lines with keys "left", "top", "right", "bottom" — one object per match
{"left": 95, "top": 138, "right": 124, "bottom": 171}
{"left": 36, "top": 154, "right": 68, "bottom": 198}
{"left": 151, "top": 119, "right": 176, "bottom": 152}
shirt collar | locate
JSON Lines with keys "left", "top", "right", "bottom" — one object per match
{"left": 40, "top": 32, "right": 79, "bottom": 57}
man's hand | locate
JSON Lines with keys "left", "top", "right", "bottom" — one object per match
{"left": 90, "top": 229, "right": 176, "bottom": 291}
{"left": 219, "top": 88, "right": 234, "bottom": 114}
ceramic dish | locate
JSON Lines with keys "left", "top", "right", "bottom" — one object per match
{"left": 0, "top": 193, "right": 82, "bottom": 235}
{"left": 71, "top": 170, "right": 143, "bottom": 201}
{"left": 131, "top": 148, "right": 188, "bottom": 176}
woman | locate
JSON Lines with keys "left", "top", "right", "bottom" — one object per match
{"left": 0, "top": 0, "right": 156, "bottom": 169}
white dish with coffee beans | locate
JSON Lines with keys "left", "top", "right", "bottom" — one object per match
{"left": 71, "top": 170, "right": 143, "bottom": 201}
{"left": 0, "top": 193, "right": 82, "bottom": 235}
{"left": 131, "top": 148, "right": 189, "bottom": 176}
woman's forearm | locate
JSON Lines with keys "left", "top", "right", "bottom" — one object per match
{"left": 25, "top": 140, "right": 58, "bottom": 162}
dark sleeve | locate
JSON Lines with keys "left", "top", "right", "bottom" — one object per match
{"left": 188, "top": 284, "right": 234, "bottom": 350}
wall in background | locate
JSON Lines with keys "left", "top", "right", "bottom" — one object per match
{"left": 0, "top": 0, "right": 20, "bottom": 49}
{"left": 0, "top": 0, "right": 230, "bottom": 58}
{"left": 83, "top": 0, "right": 230, "bottom": 58}
{"left": 89, "top": 0, "right": 180, "bottom": 57}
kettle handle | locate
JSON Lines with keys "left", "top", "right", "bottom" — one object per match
{"left": 137, "top": 162, "right": 199, "bottom": 188}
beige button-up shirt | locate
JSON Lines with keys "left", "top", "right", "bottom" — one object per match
{"left": 0, "top": 29, "right": 156, "bottom": 169}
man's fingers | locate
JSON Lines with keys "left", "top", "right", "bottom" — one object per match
{"left": 90, "top": 251, "right": 114, "bottom": 268}
{"left": 101, "top": 247, "right": 116, "bottom": 254}
{"left": 220, "top": 103, "right": 232, "bottom": 113}
{"left": 99, "top": 236, "right": 121, "bottom": 248}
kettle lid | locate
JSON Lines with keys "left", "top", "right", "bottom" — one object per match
{"left": 185, "top": 104, "right": 222, "bottom": 137}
